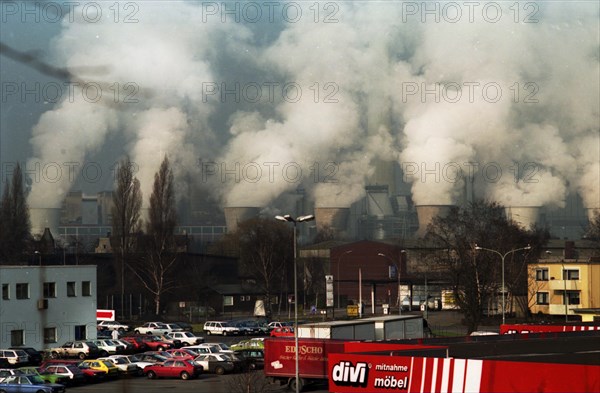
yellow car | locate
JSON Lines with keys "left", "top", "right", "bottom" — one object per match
{"left": 79, "top": 359, "right": 120, "bottom": 378}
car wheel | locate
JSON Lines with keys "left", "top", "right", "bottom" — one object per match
{"left": 223, "top": 331, "right": 228, "bottom": 336}
{"left": 118, "top": 328, "right": 124, "bottom": 332}
{"left": 100, "top": 350, "right": 108, "bottom": 357}
{"left": 180, "top": 371, "right": 190, "bottom": 380}
{"left": 157, "top": 346, "right": 165, "bottom": 351}
{"left": 206, "top": 330, "right": 211, "bottom": 335}
{"left": 134, "top": 330, "right": 140, "bottom": 334}
{"left": 147, "top": 371, "right": 156, "bottom": 379}
{"left": 215, "top": 366, "right": 225, "bottom": 375}
{"left": 50, "top": 351, "right": 59, "bottom": 359}
{"left": 78, "top": 352, "right": 86, "bottom": 360}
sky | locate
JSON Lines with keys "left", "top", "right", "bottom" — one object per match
{"left": 1, "top": 1, "right": 598, "bottom": 217}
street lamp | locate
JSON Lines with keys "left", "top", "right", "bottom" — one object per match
{"left": 336, "top": 250, "right": 353, "bottom": 310}
{"left": 34, "top": 251, "right": 41, "bottom": 266}
{"left": 377, "top": 250, "right": 406, "bottom": 315}
{"left": 275, "top": 213, "right": 314, "bottom": 393}
{"left": 474, "top": 244, "right": 531, "bottom": 324}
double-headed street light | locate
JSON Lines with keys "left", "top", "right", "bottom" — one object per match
{"left": 275, "top": 213, "right": 314, "bottom": 393}
{"left": 474, "top": 244, "right": 531, "bottom": 324}
{"left": 377, "top": 251, "right": 406, "bottom": 315}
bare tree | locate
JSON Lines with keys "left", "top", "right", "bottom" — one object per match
{"left": 132, "top": 157, "right": 177, "bottom": 315}
{"left": 111, "top": 158, "right": 142, "bottom": 317}
{"left": 216, "top": 217, "right": 293, "bottom": 316}
{"left": 425, "top": 201, "right": 545, "bottom": 332}
{"left": 0, "top": 164, "right": 31, "bottom": 263}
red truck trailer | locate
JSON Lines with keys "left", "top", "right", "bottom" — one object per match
{"left": 263, "top": 338, "right": 446, "bottom": 391}
{"left": 263, "top": 337, "right": 346, "bottom": 391}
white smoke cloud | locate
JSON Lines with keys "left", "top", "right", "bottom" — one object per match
{"left": 25, "top": 1, "right": 599, "bottom": 223}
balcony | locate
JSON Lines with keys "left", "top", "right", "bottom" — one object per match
{"left": 548, "top": 279, "right": 580, "bottom": 291}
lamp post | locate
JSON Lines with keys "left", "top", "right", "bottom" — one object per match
{"left": 336, "top": 250, "right": 353, "bottom": 311}
{"left": 275, "top": 213, "right": 314, "bottom": 393}
{"left": 34, "top": 251, "right": 41, "bottom": 266}
{"left": 378, "top": 250, "right": 406, "bottom": 315}
{"left": 474, "top": 244, "right": 531, "bottom": 324}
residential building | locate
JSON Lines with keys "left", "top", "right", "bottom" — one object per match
{"left": 528, "top": 241, "right": 600, "bottom": 321}
{"left": 0, "top": 265, "right": 97, "bottom": 349}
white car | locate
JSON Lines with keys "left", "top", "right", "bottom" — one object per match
{"left": 181, "top": 345, "right": 222, "bottom": 355}
{"left": 164, "top": 331, "right": 204, "bottom": 346}
{"left": 93, "top": 339, "right": 126, "bottom": 355}
{"left": 197, "top": 342, "right": 233, "bottom": 353}
{"left": 108, "top": 354, "right": 153, "bottom": 372}
{"left": 97, "top": 320, "right": 130, "bottom": 332}
{"left": 162, "top": 323, "right": 184, "bottom": 333}
{"left": 0, "top": 349, "right": 28, "bottom": 366}
{"left": 134, "top": 322, "right": 171, "bottom": 335}
{"left": 203, "top": 321, "right": 241, "bottom": 336}
{"left": 98, "top": 356, "right": 140, "bottom": 375}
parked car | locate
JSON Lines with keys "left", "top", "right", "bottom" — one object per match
{"left": 129, "top": 353, "right": 169, "bottom": 366}
{"left": 17, "top": 367, "right": 69, "bottom": 385}
{"left": 78, "top": 359, "right": 120, "bottom": 379}
{"left": 133, "top": 322, "right": 171, "bottom": 335}
{"left": 181, "top": 345, "right": 221, "bottom": 355}
{"left": 203, "top": 321, "right": 241, "bottom": 336}
{"left": 133, "top": 335, "right": 173, "bottom": 351}
{"left": 162, "top": 323, "right": 184, "bottom": 333}
{"left": 198, "top": 343, "right": 233, "bottom": 353}
{"left": 170, "top": 321, "right": 194, "bottom": 332}
{"left": 192, "top": 353, "right": 237, "bottom": 375}
{"left": 267, "top": 321, "right": 292, "bottom": 331}
{"left": 98, "top": 357, "right": 140, "bottom": 376}
{"left": 9, "top": 347, "right": 43, "bottom": 366}
{"left": 164, "top": 349, "right": 198, "bottom": 361}
{"left": 230, "top": 338, "right": 265, "bottom": 351}
{"left": 47, "top": 341, "right": 102, "bottom": 360}
{"left": 233, "top": 349, "right": 264, "bottom": 370}
{"left": 238, "top": 320, "right": 268, "bottom": 335}
{"left": 144, "top": 359, "right": 202, "bottom": 380}
{"left": 270, "top": 327, "right": 295, "bottom": 337}
{"left": 111, "top": 339, "right": 136, "bottom": 354}
{"left": 40, "top": 360, "right": 106, "bottom": 383}
{"left": 0, "top": 368, "right": 24, "bottom": 381}
{"left": 0, "top": 374, "right": 65, "bottom": 393}
{"left": 38, "top": 364, "right": 86, "bottom": 386}
{"left": 107, "top": 355, "right": 148, "bottom": 375}
{"left": 163, "top": 331, "right": 204, "bottom": 346}
{"left": 97, "top": 320, "right": 130, "bottom": 332}
{"left": 93, "top": 339, "right": 126, "bottom": 355}
{"left": 0, "top": 349, "right": 29, "bottom": 366}
{"left": 119, "top": 336, "right": 147, "bottom": 352}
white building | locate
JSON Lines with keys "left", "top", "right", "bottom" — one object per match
{"left": 0, "top": 265, "right": 97, "bottom": 349}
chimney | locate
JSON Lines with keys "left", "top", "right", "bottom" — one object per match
{"left": 314, "top": 207, "right": 349, "bottom": 238}
{"left": 224, "top": 206, "right": 260, "bottom": 233}
{"left": 415, "top": 205, "right": 453, "bottom": 237}
{"left": 505, "top": 206, "right": 541, "bottom": 230}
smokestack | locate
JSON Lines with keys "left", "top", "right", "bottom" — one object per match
{"left": 415, "top": 205, "right": 453, "bottom": 237}
{"left": 29, "top": 208, "right": 61, "bottom": 238}
{"left": 505, "top": 206, "right": 541, "bottom": 230}
{"left": 314, "top": 207, "right": 349, "bottom": 238}
{"left": 224, "top": 206, "right": 260, "bottom": 233}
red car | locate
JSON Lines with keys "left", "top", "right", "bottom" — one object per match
{"left": 131, "top": 335, "right": 173, "bottom": 351}
{"left": 164, "top": 349, "right": 197, "bottom": 360}
{"left": 144, "top": 359, "right": 202, "bottom": 380}
{"left": 120, "top": 336, "right": 148, "bottom": 352}
{"left": 270, "top": 327, "right": 295, "bottom": 337}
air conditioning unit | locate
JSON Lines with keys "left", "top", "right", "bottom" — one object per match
{"left": 37, "top": 299, "right": 48, "bottom": 310}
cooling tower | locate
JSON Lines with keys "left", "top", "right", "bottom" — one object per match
{"left": 505, "top": 206, "right": 541, "bottom": 230}
{"left": 29, "top": 207, "right": 61, "bottom": 238}
{"left": 224, "top": 206, "right": 260, "bottom": 232}
{"left": 415, "top": 205, "right": 453, "bottom": 237}
{"left": 315, "top": 207, "right": 350, "bottom": 236}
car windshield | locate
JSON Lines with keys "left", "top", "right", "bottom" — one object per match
{"left": 85, "top": 342, "right": 98, "bottom": 349}
{"left": 183, "top": 332, "right": 194, "bottom": 337}
{"left": 110, "top": 357, "right": 127, "bottom": 364}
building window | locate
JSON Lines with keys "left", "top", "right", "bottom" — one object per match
{"left": 535, "top": 268, "right": 549, "bottom": 281}
{"left": 536, "top": 292, "right": 549, "bottom": 305}
{"left": 82, "top": 281, "right": 91, "bottom": 297}
{"left": 44, "top": 327, "right": 57, "bottom": 344}
{"left": 16, "top": 283, "right": 29, "bottom": 299}
{"left": 2, "top": 284, "right": 9, "bottom": 300}
{"left": 223, "top": 296, "right": 234, "bottom": 306}
{"left": 566, "top": 291, "right": 580, "bottom": 305}
{"left": 43, "top": 282, "right": 56, "bottom": 298}
{"left": 67, "top": 282, "right": 76, "bottom": 297}
{"left": 563, "top": 269, "right": 579, "bottom": 280}
{"left": 11, "top": 330, "right": 24, "bottom": 346}
{"left": 74, "top": 325, "right": 87, "bottom": 340}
